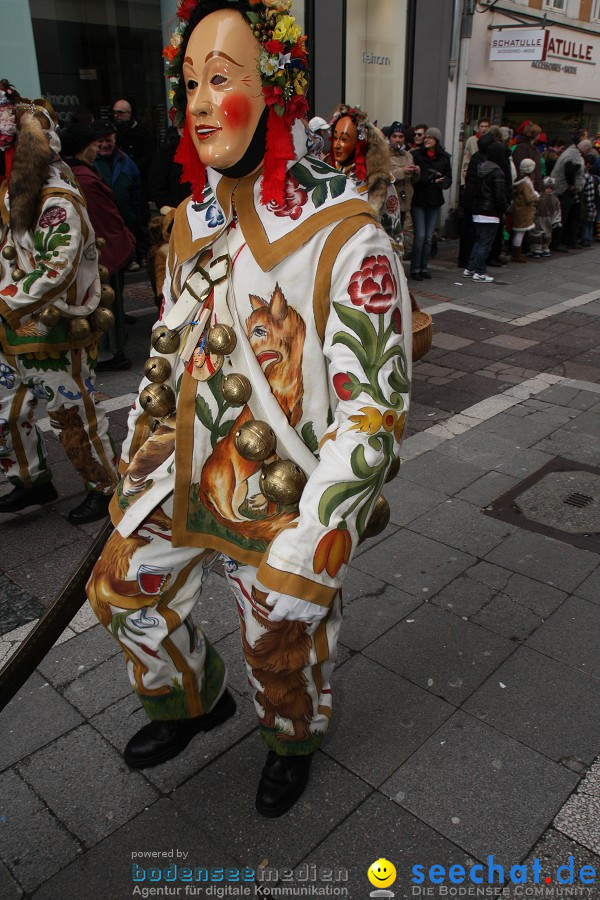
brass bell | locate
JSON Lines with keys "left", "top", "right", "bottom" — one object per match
{"left": 2, "top": 245, "right": 16, "bottom": 261}
{"left": 359, "top": 495, "right": 390, "bottom": 544}
{"left": 98, "top": 264, "right": 110, "bottom": 284}
{"left": 139, "top": 383, "right": 176, "bottom": 419}
{"left": 206, "top": 324, "right": 237, "bottom": 356}
{"left": 38, "top": 305, "right": 62, "bottom": 328}
{"left": 95, "top": 236, "right": 106, "bottom": 251}
{"left": 68, "top": 317, "right": 92, "bottom": 340}
{"left": 234, "top": 420, "right": 276, "bottom": 462}
{"left": 144, "top": 356, "right": 172, "bottom": 384}
{"left": 221, "top": 373, "right": 252, "bottom": 406}
{"left": 385, "top": 456, "right": 400, "bottom": 483}
{"left": 100, "top": 284, "right": 115, "bottom": 307}
{"left": 260, "top": 460, "right": 307, "bottom": 506}
{"left": 151, "top": 325, "right": 180, "bottom": 354}
{"left": 11, "top": 267, "right": 26, "bottom": 282}
{"left": 90, "top": 307, "right": 115, "bottom": 332}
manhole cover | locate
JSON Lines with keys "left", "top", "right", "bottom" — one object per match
{"left": 516, "top": 472, "right": 600, "bottom": 534}
{"left": 484, "top": 457, "right": 600, "bottom": 554}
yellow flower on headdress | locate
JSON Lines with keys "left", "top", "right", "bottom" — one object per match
{"left": 273, "top": 15, "right": 301, "bottom": 45}
{"left": 294, "top": 71, "right": 308, "bottom": 95}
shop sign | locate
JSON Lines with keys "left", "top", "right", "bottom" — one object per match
{"left": 362, "top": 51, "right": 391, "bottom": 66}
{"left": 489, "top": 29, "right": 548, "bottom": 61}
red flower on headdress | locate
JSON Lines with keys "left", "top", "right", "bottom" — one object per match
{"left": 162, "top": 44, "right": 179, "bottom": 61}
{"left": 348, "top": 255, "right": 397, "bottom": 315}
{"left": 265, "top": 40, "right": 285, "bottom": 54}
{"left": 177, "top": 0, "right": 197, "bottom": 20}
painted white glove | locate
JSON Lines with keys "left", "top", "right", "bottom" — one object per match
{"left": 261, "top": 587, "right": 329, "bottom": 624}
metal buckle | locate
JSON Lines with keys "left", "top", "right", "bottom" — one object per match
{"left": 208, "top": 254, "right": 231, "bottom": 286}
{"left": 183, "top": 266, "right": 212, "bottom": 304}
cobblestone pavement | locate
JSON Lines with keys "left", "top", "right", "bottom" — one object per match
{"left": 1, "top": 244, "right": 600, "bottom": 899}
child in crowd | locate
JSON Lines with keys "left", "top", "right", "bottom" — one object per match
{"left": 531, "top": 177, "right": 561, "bottom": 258}
{"left": 511, "top": 158, "right": 539, "bottom": 262}
{"left": 580, "top": 154, "right": 599, "bottom": 247}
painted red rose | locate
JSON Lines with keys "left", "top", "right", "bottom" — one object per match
{"left": 39, "top": 206, "right": 67, "bottom": 229}
{"left": 267, "top": 174, "right": 308, "bottom": 221}
{"left": 46, "top": 269, "right": 59, "bottom": 279}
{"left": 348, "top": 255, "right": 397, "bottom": 315}
{"left": 1, "top": 284, "right": 17, "bottom": 297}
{"left": 392, "top": 308, "right": 403, "bottom": 334}
{"left": 386, "top": 193, "right": 399, "bottom": 214}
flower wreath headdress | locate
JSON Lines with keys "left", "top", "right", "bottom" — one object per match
{"left": 329, "top": 104, "right": 370, "bottom": 183}
{"left": 163, "top": 0, "right": 309, "bottom": 207}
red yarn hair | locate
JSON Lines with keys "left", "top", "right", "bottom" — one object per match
{"left": 174, "top": 126, "right": 207, "bottom": 202}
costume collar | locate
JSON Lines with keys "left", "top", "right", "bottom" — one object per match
{"left": 170, "top": 119, "right": 373, "bottom": 273}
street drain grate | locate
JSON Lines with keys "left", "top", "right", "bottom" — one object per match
{"left": 564, "top": 492, "right": 593, "bottom": 509}
{"left": 484, "top": 457, "right": 600, "bottom": 554}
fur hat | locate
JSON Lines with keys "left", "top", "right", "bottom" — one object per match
{"left": 519, "top": 158, "right": 536, "bottom": 174}
{"left": 424, "top": 127, "right": 442, "bottom": 144}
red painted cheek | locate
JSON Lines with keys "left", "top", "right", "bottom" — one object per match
{"left": 221, "top": 94, "right": 252, "bottom": 130}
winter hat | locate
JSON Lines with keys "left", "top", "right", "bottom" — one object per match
{"left": 519, "top": 158, "right": 536, "bottom": 174}
{"left": 92, "top": 119, "right": 117, "bottom": 139}
{"left": 477, "top": 132, "right": 495, "bottom": 154}
{"left": 389, "top": 121, "right": 405, "bottom": 135}
{"left": 486, "top": 142, "right": 505, "bottom": 166}
{"left": 60, "top": 124, "right": 96, "bottom": 157}
{"left": 424, "top": 127, "right": 442, "bottom": 144}
{"left": 309, "top": 116, "right": 328, "bottom": 133}
{"left": 543, "top": 176, "right": 556, "bottom": 189}
{"left": 578, "top": 139, "right": 593, "bottom": 154}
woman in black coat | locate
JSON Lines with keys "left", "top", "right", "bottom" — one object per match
{"left": 410, "top": 127, "right": 452, "bottom": 280}
{"left": 465, "top": 141, "right": 508, "bottom": 282}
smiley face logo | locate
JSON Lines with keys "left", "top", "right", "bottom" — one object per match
{"left": 368, "top": 858, "right": 397, "bottom": 889}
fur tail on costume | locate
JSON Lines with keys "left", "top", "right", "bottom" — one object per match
{"left": 9, "top": 117, "right": 52, "bottom": 236}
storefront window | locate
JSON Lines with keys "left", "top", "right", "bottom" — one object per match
{"left": 29, "top": 0, "right": 165, "bottom": 144}
{"left": 345, "top": 0, "right": 408, "bottom": 124}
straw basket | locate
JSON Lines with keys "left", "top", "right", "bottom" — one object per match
{"left": 410, "top": 291, "right": 433, "bottom": 362}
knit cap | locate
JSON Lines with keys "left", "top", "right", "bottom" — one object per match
{"left": 519, "top": 158, "right": 536, "bottom": 174}
{"left": 424, "top": 127, "right": 442, "bottom": 143}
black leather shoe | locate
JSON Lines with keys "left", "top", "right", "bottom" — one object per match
{"left": 95, "top": 354, "right": 132, "bottom": 372}
{"left": 487, "top": 259, "right": 502, "bottom": 267}
{"left": 420, "top": 271, "right": 432, "bottom": 279}
{"left": 0, "top": 481, "right": 58, "bottom": 513}
{"left": 410, "top": 273, "right": 423, "bottom": 281}
{"left": 68, "top": 492, "right": 111, "bottom": 524}
{"left": 255, "top": 751, "right": 313, "bottom": 818}
{"left": 124, "top": 690, "right": 236, "bottom": 769}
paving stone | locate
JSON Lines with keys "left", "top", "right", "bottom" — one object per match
{"left": 386, "top": 477, "right": 449, "bottom": 527}
{"left": 456, "top": 470, "right": 520, "bottom": 507}
{"left": 503, "top": 572, "right": 567, "bottom": 618}
{"left": 501, "top": 829, "right": 600, "bottom": 899}
{"left": 6, "top": 539, "right": 92, "bottom": 605}
{"left": 172, "top": 733, "right": 371, "bottom": 871}
{"left": 430, "top": 574, "right": 496, "bottom": 617}
{"left": 353, "top": 529, "right": 476, "bottom": 597}
{"left": 0, "top": 511, "right": 79, "bottom": 569}
{"left": 415, "top": 376, "right": 513, "bottom": 416}
{"left": 407, "top": 498, "right": 515, "bottom": 557}
{"left": 485, "top": 531, "right": 598, "bottom": 594}
{"left": 432, "top": 332, "right": 475, "bottom": 351}
{"left": 561, "top": 410, "right": 600, "bottom": 438}
{"left": 193, "top": 571, "right": 242, "bottom": 644}
{"left": 37, "top": 624, "right": 120, "bottom": 688}
{"left": 528, "top": 595, "right": 600, "bottom": 678}
{"left": 539, "top": 385, "right": 598, "bottom": 410}
{"left": 17, "top": 724, "right": 158, "bottom": 848}
{"left": 301, "top": 792, "right": 476, "bottom": 899}
{"left": 340, "top": 568, "right": 420, "bottom": 651}
{"left": 0, "top": 577, "right": 45, "bottom": 636}
{"left": 324, "top": 655, "right": 453, "bottom": 786}
{"left": 0, "top": 768, "right": 81, "bottom": 892}
{"left": 495, "top": 447, "right": 554, "bottom": 478}
{"left": 485, "top": 335, "right": 539, "bottom": 351}
{"left": 68, "top": 602, "right": 101, "bottom": 633}
{"left": 215, "top": 630, "right": 254, "bottom": 703}
{"left": 433, "top": 351, "right": 496, "bottom": 374}
{"left": 465, "top": 560, "right": 513, "bottom": 591}
{"left": 61, "top": 653, "right": 132, "bottom": 718}
{"left": 555, "top": 793, "right": 600, "bottom": 856}
{"left": 396, "top": 450, "right": 488, "bottom": 494}
{"left": 364, "top": 602, "right": 515, "bottom": 704}
{"left": 436, "top": 429, "right": 534, "bottom": 470}
{"left": 381, "top": 711, "right": 579, "bottom": 866}
{"left": 476, "top": 412, "right": 560, "bottom": 447}
{"left": 0, "top": 860, "right": 22, "bottom": 899}
{"left": 465, "top": 646, "right": 600, "bottom": 765}
{"left": 575, "top": 568, "right": 600, "bottom": 606}
{"left": 0, "top": 672, "right": 83, "bottom": 772}
{"left": 471, "top": 594, "right": 546, "bottom": 641}
{"left": 31, "top": 798, "right": 237, "bottom": 900}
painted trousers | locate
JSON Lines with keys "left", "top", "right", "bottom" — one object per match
{"left": 87, "top": 501, "right": 342, "bottom": 756}
{"left": 0, "top": 346, "right": 118, "bottom": 493}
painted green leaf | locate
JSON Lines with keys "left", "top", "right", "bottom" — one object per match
{"left": 310, "top": 159, "right": 336, "bottom": 175}
{"left": 331, "top": 331, "right": 368, "bottom": 370}
{"left": 33, "top": 231, "right": 45, "bottom": 253}
{"left": 312, "top": 182, "right": 328, "bottom": 209}
{"left": 56, "top": 223, "right": 70, "bottom": 234}
{"left": 22, "top": 270, "right": 44, "bottom": 294}
{"left": 47, "top": 234, "right": 71, "bottom": 252}
{"left": 217, "top": 419, "right": 233, "bottom": 439}
{"left": 330, "top": 175, "right": 348, "bottom": 199}
{"left": 350, "top": 444, "right": 376, "bottom": 479}
{"left": 195, "top": 395, "right": 213, "bottom": 430}
{"left": 356, "top": 487, "right": 379, "bottom": 537}
{"left": 318, "top": 479, "right": 370, "bottom": 526}
{"left": 333, "top": 301, "right": 377, "bottom": 351}
{"left": 301, "top": 421, "right": 318, "bottom": 454}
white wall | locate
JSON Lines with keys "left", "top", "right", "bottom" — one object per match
{"left": 1, "top": 0, "right": 41, "bottom": 98}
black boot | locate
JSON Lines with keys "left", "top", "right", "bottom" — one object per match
{"left": 0, "top": 481, "right": 58, "bottom": 513}
{"left": 68, "top": 492, "right": 111, "bottom": 524}
{"left": 124, "top": 690, "right": 236, "bottom": 769}
{"left": 255, "top": 751, "right": 313, "bottom": 818}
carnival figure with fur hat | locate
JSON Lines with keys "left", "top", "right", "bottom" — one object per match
{"left": 86, "top": 0, "right": 411, "bottom": 816}
{"left": 0, "top": 88, "right": 118, "bottom": 522}
{"left": 330, "top": 103, "right": 403, "bottom": 252}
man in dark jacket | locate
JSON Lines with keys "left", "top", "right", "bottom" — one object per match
{"left": 465, "top": 142, "right": 508, "bottom": 283}
{"left": 461, "top": 129, "right": 511, "bottom": 267}
{"left": 93, "top": 119, "right": 141, "bottom": 262}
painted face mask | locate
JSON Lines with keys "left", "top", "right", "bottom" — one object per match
{"left": 332, "top": 116, "right": 358, "bottom": 166}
